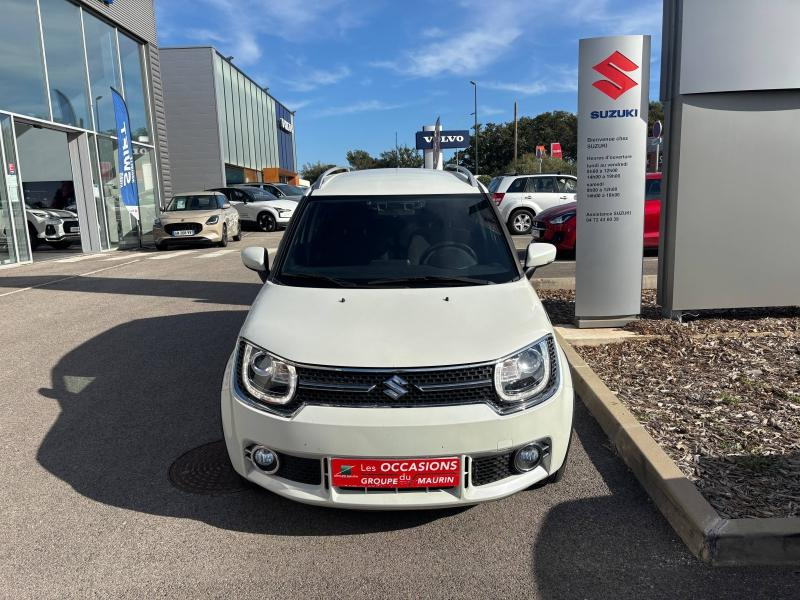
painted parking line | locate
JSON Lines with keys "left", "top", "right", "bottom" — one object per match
{"left": 0, "top": 259, "right": 142, "bottom": 298}
{"left": 101, "top": 253, "right": 147, "bottom": 262}
{"left": 195, "top": 249, "right": 239, "bottom": 258}
{"left": 54, "top": 254, "right": 103, "bottom": 263}
{"left": 147, "top": 250, "right": 198, "bottom": 260}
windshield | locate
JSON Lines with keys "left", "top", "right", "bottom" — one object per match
{"left": 276, "top": 184, "right": 305, "bottom": 196}
{"left": 166, "top": 195, "right": 221, "bottom": 211}
{"left": 276, "top": 194, "right": 520, "bottom": 287}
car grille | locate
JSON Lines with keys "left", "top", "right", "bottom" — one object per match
{"left": 63, "top": 220, "right": 79, "bottom": 232}
{"left": 235, "top": 338, "right": 558, "bottom": 417}
{"left": 471, "top": 452, "right": 515, "bottom": 486}
{"left": 165, "top": 222, "right": 202, "bottom": 235}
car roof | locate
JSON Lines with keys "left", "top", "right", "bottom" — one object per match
{"left": 312, "top": 168, "right": 480, "bottom": 196}
{"left": 175, "top": 190, "right": 223, "bottom": 197}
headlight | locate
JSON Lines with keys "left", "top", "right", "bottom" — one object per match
{"left": 549, "top": 212, "right": 575, "bottom": 225}
{"left": 240, "top": 341, "right": 297, "bottom": 405}
{"left": 205, "top": 215, "right": 219, "bottom": 225}
{"left": 275, "top": 208, "right": 293, "bottom": 216}
{"left": 494, "top": 337, "right": 554, "bottom": 406}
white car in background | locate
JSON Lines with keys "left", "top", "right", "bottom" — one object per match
{"left": 489, "top": 174, "right": 577, "bottom": 235}
{"left": 209, "top": 186, "right": 297, "bottom": 232}
{"left": 26, "top": 206, "right": 81, "bottom": 249}
{"left": 221, "top": 166, "right": 574, "bottom": 509}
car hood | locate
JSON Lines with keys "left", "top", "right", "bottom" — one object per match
{"left": 536, "top": 202, "right": 576, "bottom": 222}
{"left": 26, "top": 208, "right": 77, "bottom": 219}
{"left": 239, "top": 277, "right": 553, "bottom": 368}
{"left": 251, "top": 199, "right": 297, "bottom": 211}
{"left": 160, "top": 210, "right": 220, "bottom": 222}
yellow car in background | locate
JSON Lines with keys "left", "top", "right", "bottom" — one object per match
{"left": 154, "top": 191, "right": 241, "bottom": 250}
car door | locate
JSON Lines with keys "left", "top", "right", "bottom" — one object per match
{"left": 531, "top": 176, "right": 566, "bottom": 211}
{"left": 226, "top": 188, "right": 253, "bottom": 221}
{"left": 218, "top": 196, "right": 237, "bottom": 232}
{"left": 500, "top": 176, "right": 531, "bottom": 219}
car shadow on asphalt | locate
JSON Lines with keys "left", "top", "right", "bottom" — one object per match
{"left": 0, "top": 275, "right": 262, "bottom": 305}
{"left": 36, "top": 309, "right": 457, "bottom": 535}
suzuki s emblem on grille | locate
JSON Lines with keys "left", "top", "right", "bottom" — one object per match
{"left": 592, "top": 51, "right": 638, "bottom": 100}
{"left": 383, "top": 375, "right": 409, "bottom": 400}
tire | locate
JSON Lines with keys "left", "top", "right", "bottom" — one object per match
{"left": 257, "top": 212, "right": 277, "bottom": 232}
{"left": 218, "top": 224, "right": 228, "bottom": 247}
{"left": 156, "top": 241, "right": 168, "bottom": 251}
{"left": 508, "top": 208, "right": 535, "bottom": 235}
{"left": 233, "top": 222, "right": 242, "bottom": 241}
{"left": 28, "top": 224, "right": 40, "bottom": 249}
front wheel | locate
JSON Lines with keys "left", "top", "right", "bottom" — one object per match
{"left": 218, "top": 224, "right": 228, "bottom": 247}
{"left": 508, "top": 208, "right": 535, "bottom": 235}
{"left": 257, "top": 212, "right": 276, "bottom": 232}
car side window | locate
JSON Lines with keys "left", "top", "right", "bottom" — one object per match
{"left": 232, "top": 190, "right": 248, "bottom": 202}
{"left": 556, "top": 177, "right": 576, "bottom": 193}
{"left": 266, "top": 185, "right": 281, "bottom": 197}
{"left": 506, "top": 178, "right": 527, "bottom": 194}
{"left": 533, "top": 177, "right": 556, "bottom": 193}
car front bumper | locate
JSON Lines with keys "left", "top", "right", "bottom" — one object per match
{"left": 153, "top": 225, "right": 223, "bottom": 245}
{"left": 221, "top": 351, "right": 574, "bottom": 509}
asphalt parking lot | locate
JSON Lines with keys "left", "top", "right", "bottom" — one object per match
{"left": 0, "top": 231, "right": 795, "bottom": 599}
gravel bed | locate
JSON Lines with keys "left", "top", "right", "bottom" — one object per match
{"left": 538, "top": 289, "right": 800, "bottom": 519}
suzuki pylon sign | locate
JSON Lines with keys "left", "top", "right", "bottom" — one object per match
{"left": 575, "top": 35, "right": 650, "bottom": 327}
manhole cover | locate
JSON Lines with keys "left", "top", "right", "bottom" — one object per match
{"left": 169, "top": 440, "right": 247, "bottom": 495}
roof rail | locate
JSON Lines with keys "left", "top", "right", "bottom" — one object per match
{"left": 311, "top": 166, "right": 351, "bottom": 190}
{"left": 444, "top": 164, "right": 479, "bottom": 188}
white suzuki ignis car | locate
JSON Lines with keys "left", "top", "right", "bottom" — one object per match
{"left": 221, "top": 166, "right": 574, "bottom": 509}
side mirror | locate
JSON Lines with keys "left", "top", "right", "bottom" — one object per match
{"left": 524, "top": 242, "right": 557, "bottom": 276}
{"left": 222, "top": 202, "right": 232, "bottom": 209}
{"left": 241, "top": 247, "right": 269, "bottom": 282}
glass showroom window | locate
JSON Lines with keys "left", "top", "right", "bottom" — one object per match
{"left": 83, "top": 12, "right": 122, "bottom": 136}
{"left": 134, "top": 144, "right": 158, "bottom": 243}
{"left": 97, "top": 135, "right": 138, "bottom": 249}
{"left": 119, "top": 33, "right": 151, "bottom": 142}
{"left": 0, "top": 0, "right": 49, "bottom": 119}
{"left": 0, "top": 114, "right": 30, "bottom": 263}
{"left": 39, "top": 0, "right": 92, "bottom": 129}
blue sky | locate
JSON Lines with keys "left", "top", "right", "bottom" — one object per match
{"left": 156, "top": 0, "right": 662, "bottom": 168}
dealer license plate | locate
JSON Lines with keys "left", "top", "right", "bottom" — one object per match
{"left": 173, "top": 229, "right": 194, "bottom": 237}
{"left": 331, "top": 457, "right": 460, "bottom": 489}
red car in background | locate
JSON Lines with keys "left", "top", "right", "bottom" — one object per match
{"left": 531, "top": 173, "right": 662, "bottom": 253}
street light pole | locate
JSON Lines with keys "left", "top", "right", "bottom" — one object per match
{"left": 470, "top": 80, "right": 478, "bottom": 175}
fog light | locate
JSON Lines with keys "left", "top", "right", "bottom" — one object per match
{"left": 251, "top": 446, "right": 279, "bottom": 473}
{"left": 514, "top": 443, "right": 543, "bottom": 473}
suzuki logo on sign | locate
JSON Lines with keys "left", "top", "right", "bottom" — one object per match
{"left": 592, "top": 51, "right": 639, "bottom": 100}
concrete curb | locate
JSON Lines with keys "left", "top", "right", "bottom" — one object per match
{"left": 556, "top": 332, "right": 800, "bottom": 566}
{"left": 534, "top": 274, "right": 657, "bottom": 291}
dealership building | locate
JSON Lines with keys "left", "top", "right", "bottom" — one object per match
{"left": 0, "top": 0, "right": 171, "bottom": 266}
{"left": 160, "top": 47, "right": 298, "bottom": 194}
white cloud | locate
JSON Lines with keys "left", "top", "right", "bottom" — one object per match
{"left": 283, "top": 66, "right": 351, "bottom": 93}
{"left": 484, "top": 67, "right": 578, "bottom": 96}
{"left": 310, "top": 100, "right": 406, "bottom": 118}
{"left": 371, "top": 0, "right": 526, "bottom": 78}
{"left": 481, "top": 106, "right": 506, "bottom": 116}
{"left": 282, "top": 99, "right": 315, "bottom": 111}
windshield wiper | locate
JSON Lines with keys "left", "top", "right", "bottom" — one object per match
{"left": 366, "top": 275, "right": 494, "bottom": 287}
{"left": 278, "top": 272, "right": 357, "bottom": 288}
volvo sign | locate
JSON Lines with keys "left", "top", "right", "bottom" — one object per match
{"left": 415, "top": 130, "right": 470, "bottom": 150}
{"left": 575, "top": 35, "right": 650, "bottom": 328}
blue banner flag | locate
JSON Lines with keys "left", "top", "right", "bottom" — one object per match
{"left": 111, "top": 88, "right": 139, "bottom": 220}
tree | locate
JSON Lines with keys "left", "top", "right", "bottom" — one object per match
{"left": 507, "top": 154, "right": 577, "bottom": 176}
{"left": 648, "top": 100, "right": 664, "bottom": 134}
{"left": 346, "top": 149, "right": 376, "bottom": 170}
{"left": 300, "top": 161, "right": 335, "bottom": 183}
